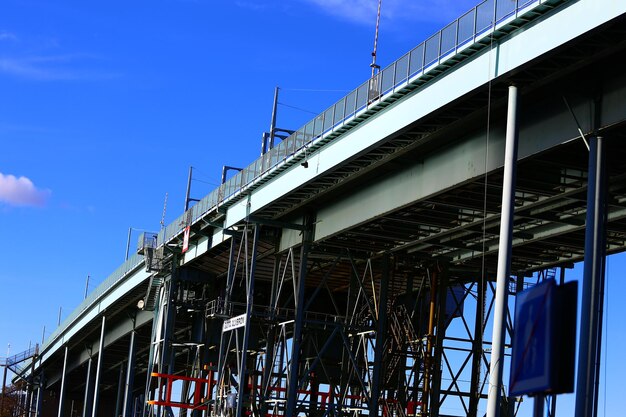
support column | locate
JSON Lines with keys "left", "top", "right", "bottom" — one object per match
{"left": 1, "top": 362, "right": 7, "bottom": 413}
{"left": 82, "top": 356, "right": 95, "bottom": 417}
{"left": 422, "top": 269, "right": 438, "bottom": 415}
{"left": 26, "top": 383, "right": 33, "bottom": 417}
{"left": 486, "top": 85, "right": 519, "bottom": 417}
{"left": 286, "top": 217, "right": 313, "bottom": 417}
{"left": 235, "top": 225, "right": 260, "bottom": 417}
{"left": 114, "top": 362, "right": 125, "bottom": 417}
{"left": 91, "top": 316, "right": 106, "bottom": 417}
{"left": 469, "top": 278, "right": 485, "bottom": 417}
{"left": 575, "top": 133, "right": 607, "bottom": 417}
{"left": 122, "top": 329, "right": 137, "bottom": 417}
{"left": 430, "top": 267, "right": 449, "bottom": 417}
{"left": 261, "top": 247, "right": 282, "bottom": 417}
{"left": 369, "top": 253, "right": 390, "bottom": 417}
{"left": 215, "top": 234, "right": 239, "bottom": 414}
{"left": 34, "top": 373, "right": 43, "bottom": 417}
{"left": 57, "top": 346, "right": 69, "bottom": 417}
{"left": 162, "top": 272, "right": 179, "bottom": 376}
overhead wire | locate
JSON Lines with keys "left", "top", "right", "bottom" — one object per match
{"left": 478, "top": 14, "right": 498, "bottom": 404}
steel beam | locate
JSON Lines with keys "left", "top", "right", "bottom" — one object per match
{"left": 91, "top": 316, "right": 106, "bottom": 417}
{"left": 575, "top": 134, "right": 607, "bottom": 417}
{"left": 369, "top": 253, "right": 390, "bottom": 417}
{"left": 285, "top": 217, "right": 313, "bottom": 417}
{"left": 57, "top": 346, "right": 69, "bottom": 417}
{"left": 82, "top": 356, "right": 94, "bottom": 417}
{"left": 236, "top": 225, "right": 260, "bottom": 417}
{"left": 35, "top": 383, "right": 42, "bottom": 417}
{"left": 122, "top": 330, "right": 137, "bottom": 417}
{"left": 487, "top": 85, "right": 519, "bottom": 417}
{"left": 114, "top": 362, "right": 125, "bottom": 417}
{"left": 430, "top": 267, "right": 449, "bottom": 417}
{"left": 1, "top": 361, "right": 7, "bottom": 413}
{"left": 469, "top": 279, "right": 485, "bottom": 417}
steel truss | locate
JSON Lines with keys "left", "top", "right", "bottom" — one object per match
{"left": 136, "top": 211, "right": 564, "bottom": 417}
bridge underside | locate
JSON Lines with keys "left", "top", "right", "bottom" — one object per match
{"left": 26, "top": 6, "right": 626, "bottom": 417}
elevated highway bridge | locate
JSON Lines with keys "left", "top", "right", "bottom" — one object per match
{"left": 7, "top": 0, "right": 626, "bottom": 416}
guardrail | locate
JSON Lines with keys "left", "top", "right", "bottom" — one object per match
{"left": 156, "top": 0, "right": 567, "bottom": 248}
{"left": 41, "top": 253, "right": 144, "bottom": 352}
{"left": 39, "top": 0, "right": 567, "bottom": 358}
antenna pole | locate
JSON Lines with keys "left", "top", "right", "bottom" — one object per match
{"left": 269, "top": 87, "right": 280, "bottom": 150}
{"left": 85, "top": 275, "right": 90, "bottom": 299}
{"left": 184, "top": 166, "right": 193, "bottom": 211}
{"left": 161, "top": 192, "right": 168, "bottom": 230}
{"left": 370, "top": 0, "right": 383, "bottom": 78}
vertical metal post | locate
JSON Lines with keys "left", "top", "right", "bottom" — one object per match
{"left": 57, "top": 346, "right": 69, "bottom": 417}
{"left": 82, "top": 356, "right": 94, "bottom": 417}
{"left": 422, "top": 270, "right": 438, "bottom": 415}
{"left": 235, "top": 225, "right": 260, "bottom": 417}
{"left": 1, "top": 362, "right": 7, "bottom": 413}
{"left": 430, "top": 268, "right": 449, "bottom": 417}
{"left": 125, "top": 227, "right": 133, "bottom": 261}
{"left": 215, "top": 235, "right": 238, "bottom": 414}
{"left": 122, "top": 330, "right": 137, "bottom": 417}
{"left": 269, "top": 87, "right": 279, "bottom": 149}
{"left": 161, "top": 275, "right": 179, "bottom": 376}
{"left": 286, "top": 217, "right": 313, "bottom": 417}
{"left": 575, "top": 134, "right": 607, "bottom": 417}
{"left": 91, "top": 316, "right": 106, "bottom": 417}
{"left": 261, "top": 246, "right": 283, "bottom": 417}
{"left": 369, "top": 253, "right": 390, "bottom": 417}
{"left": 486, "top": 85, "right": 519, "bottom": 417}
{"left": 35, "top": 383, "right": 42, "bottom": 417}
{"left": 185, "top": 166, "right": 193, "bottom": 212}
{"left": 26, "top": 385, "right": 33, "bottom": 417}
{"left": 534, "top": 394, "right": 545, "bottom": 417}
{"left": 469, "top": 278, "right": 485, "bottom": 417}
{"left": 261, "top": 132, "right": 269, "bottom": 156}
{"left": 115, "top": 362, "right": 125, "bottom": 417}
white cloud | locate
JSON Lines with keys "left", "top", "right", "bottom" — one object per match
{"left": 0, "top": 173, "right": 51, "bottom": 207}
{"left": 302, "top": 0, "right": 479, "bottom": 25}
{"left": 0, "top": 54, "right": 121, "bottom": 81}
{"left": 0, "top": 31, "right": 18, "bottom": 42}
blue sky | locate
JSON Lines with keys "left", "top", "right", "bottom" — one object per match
{"left": 1, "top": 0, "right": 625, "bottom": 416}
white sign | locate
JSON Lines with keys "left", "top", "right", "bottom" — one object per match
{"left": 222, "top": 313, "right": 247, "bottom": 332}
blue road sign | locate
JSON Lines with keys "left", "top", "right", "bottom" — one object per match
{"left": 509, "top": 279, "right": 555, "bottom": 396}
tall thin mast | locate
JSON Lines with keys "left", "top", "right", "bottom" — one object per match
{"left": 370, "top": 0, "right": 383, "bottom": 78}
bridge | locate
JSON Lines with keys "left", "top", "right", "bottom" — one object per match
{"left": 4, "top": 0, "right": 626, "bottom": 416}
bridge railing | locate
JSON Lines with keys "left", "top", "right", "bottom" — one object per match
{"left": 156, "top": 0, "right": 564, "bottom": 248}
{"left": 41, "top": 0, "right": 566, "bottom": 356}
{"left": 42, "top": 253, "right": 144, "bottom": 352}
